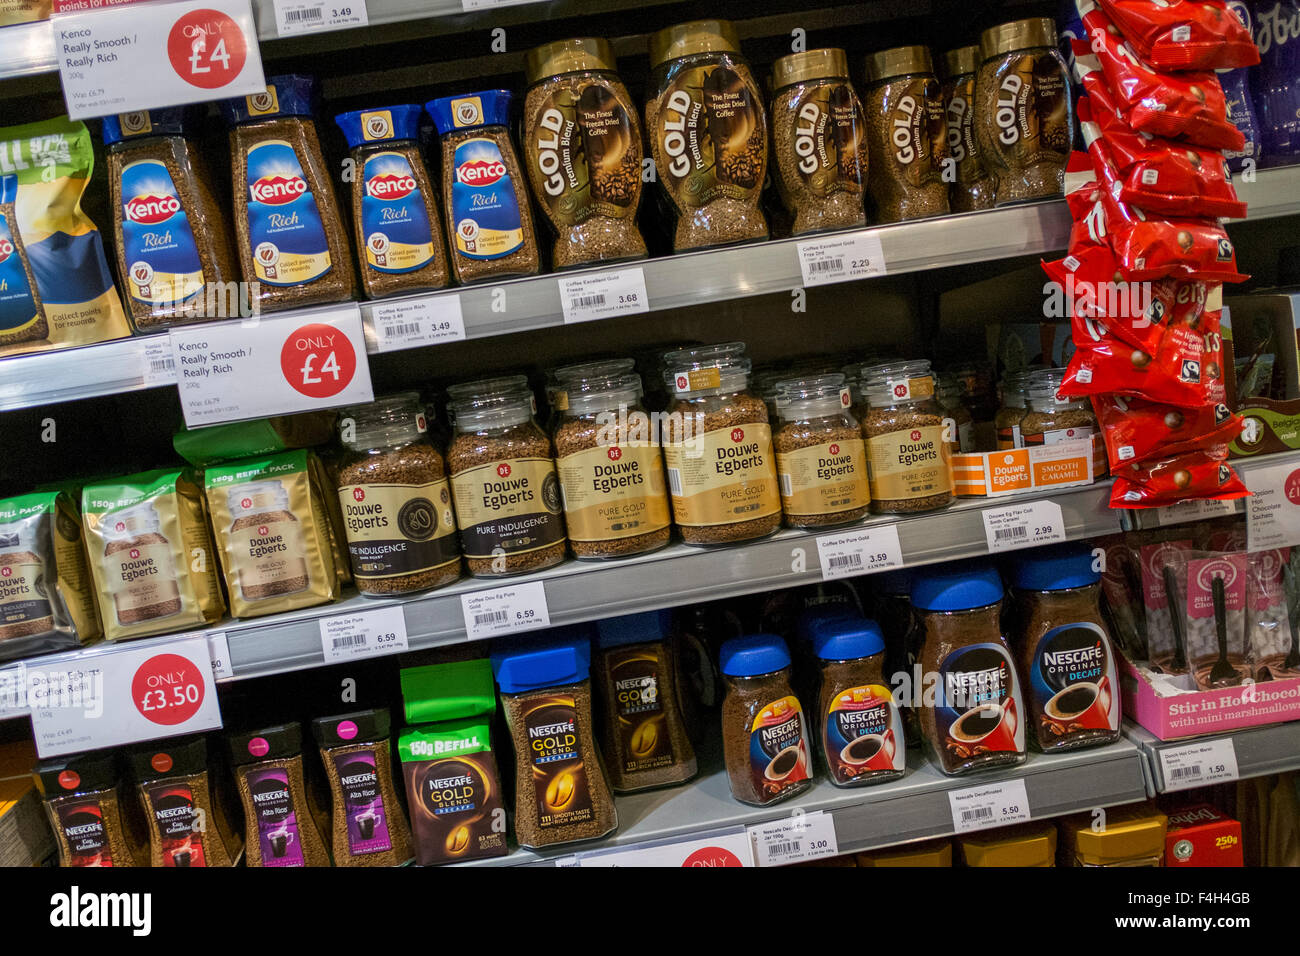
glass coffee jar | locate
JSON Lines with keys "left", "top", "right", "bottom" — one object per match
{"left": 661, "top": 343, "right": 782, "bottom": 545}
{"left": 911, "top": 561, "right": 1028, "bottom": 776}
{"left": 1010, "top": 543, "right": 1121, "bottom": 753}
{"left": 1020, "top": 373, "right": 1104, "bottom": 477}
{"left": 995, "top": 370, "right": 1032, "bottom": 449}
{"left": 773, "top": 374, "right": 871, "bottom": 528}
{"left": 860, "top": 360, "right": 954, "bottom": 514}
{"left": 936, "top": 374, "right": 975, "bottom": 454}
{"left": 975, "top": 18, "right": 1072, "bottom": 206}
{"left": 940, "top": 46, "right": 996, "bottom": 213}
{"left": 546, "top": 357, "right": 636, "bottom": 431}
{"left": 861, "top": 46, "right": 950, "bottom": 223}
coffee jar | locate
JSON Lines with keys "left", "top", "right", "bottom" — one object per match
{"left": 860, "top": 359, "right": 954, "bottom": 514}
{"left": 773, "top": 374, "right": 871, "bottom": 528}
{"left": 861, "top": 46, "right": 950, "bottom": 223}
{"left": 995, "top": 369, "right": 1032, "bottom": 449}
{"left": 523, "top": 38, "right": 648, "bottom": 268}
{"left": 975, "top": 18, "right": 1072, "bottom": 206}
{"left": 645, "top": 20, "right": 769, "bottom": 251}
{"left": 1020, "top": 372, "right": 1104, "bottom": 477}
{"left": 940, "top": 47, "right": 997, "bottom": 212}
{"left": 769, "top": 48, "right": 869, "bottom": 234}
{"left": 35, "top": 752, "right": 145, "bottom": 867}
{"left": 936, "top": 374, "right": 975, "bottom": 454}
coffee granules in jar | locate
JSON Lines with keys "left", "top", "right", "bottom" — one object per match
{"left": 860, "top": 360, "right": 954, "bottom": 514}
{"left": 336, "top": 392, "right": 461, "bottom": 596}
{"left": 719, "top": 634, "right": 813, "bottom": 806}
{"left": 940, "top": 47, "right": 997, "bottom": 213}
{"left": 661, "top": 342, "right": 782, "bottom": 545}
{"left": 974, "top": 18, "right": 1071, "bottom": 205}
{"left": 594, "top": 610, "right": 697, "bottom": 792}
{"left": 554, "top": 371, "right": 672, "bottom": 559}
{"left": 447, "top": 383, "right": 566, "bottom": 576}
{"left": 936, "top": 374, "right": 975, "bottom": 454}
{"left": 1020, "top": 370, "right": 1104, "bottom": 477}
{"left": 862, "top": 46, "right": 950, "bottom": 223}
{"left": 995, "top": 369, "right": 1032, "bottom": 449}
{"left": 523, "top": 38, "right": 648, "bottom": 268}
{"left": 221, "top": 75, "right": 355, "bottom": 312}
{"left": 128, "top": 735, "right": 241, "bottom": 867}
{"left": 0, "top": 173, "right": 46, "bottom": 346}
{"left": 35, "top": 752, "right": 145, "bottom": 867}
{"left": 1010, "top": 543, "right": 1122, "bottom": 752}
{"left": 492, "top": 633, "right": 618, "bottom": 848}
{"left": 103, "top": 108, "right": 238, "bottom": 330}
{"left": 911, "top": 562, "right": 1028, "bottom": 775}
{"left": 335, "top": 105, "right": 450, "bottom": 298}
{"left": 313, "top": 709, "right": 413, "bottom": 867}
{"left": 773, "top": 374, "right": 871, "bottom": 528}
{"left": 645, "top": 19, "right": 770, "bottom": 251}
{"left": 812, "top": 617, "right": 906, "bottom": 787}
{"left": 770, "top": 48, "right": 868, "bottom": 235}
{"left": 229, "top": 724, "right": 330, "bottom": 867}
{"left": 427, "top": 90, "right": 540, "bottom": 283}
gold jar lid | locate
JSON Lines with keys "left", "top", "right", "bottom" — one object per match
{"left": 649, "top": 19, "right": 740, "bottom": 68}
{"left": 980, "top": 17, "right": 1058, "bottom": 61}
{"left": 865, "top": 45, "right": 934, "bottom": 83}
{"left": 525, "top": 37, "right": 616, "bottom": 83}
{"left": 1060, "top": 804, "right": 1168, "bottom": 866}
{"left": 772, "top": 48, "right": 849, "bottom": 89}
{"left": 942, "top": 45, "right": 979, "bottom": 78}
{"left": 959, "top": 821, "right": 1058, "bottom": 867}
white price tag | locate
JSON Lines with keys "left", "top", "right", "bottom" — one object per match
{"left": 748, "top": 811, "right": 839, "bottom": 866}
{"left": 559, "top": 268, "right": 649, "bottom": 324}
{"left": 982, "top": 499, "right": 1065, "bottom": 553}
{"left": 460, "top": 0, "right": 543, "bottom": 9}
{"left": 581, "top": 830, "right": 755, "bottom": 867}
{"left": 272, "top": 0, "right": 367, "bottom": 35}
{"left": 1154, "top": 497, "right": 1239, "bottom": 527}
{"left": 796, "top": 233, "right": 887, "bottom": 287}
{"left": 0, "top": 664, "right": 26, "bottom": 716}
{"left": 1158, "top": 737, "right": 1240, "bottom": 792}
{"left": 140, "top": 335, "right": 176, "bottom": 385}
{"left": 27, "top": 636, "right": 222, "bottom": 758}
{"left": 1244, "top": 461, "right": 1300, "bottom": 552}
{"left": 461, "top": 582, "right": 550, "bottom": 639}
{"left": 55, "top": 0, "right": 266, "bottom": 119}
{"left": 948, "top": 779, "right": 1031, "bottom": 833}
{"left": 170, "top": 304, "right": 374, "bottom": 426}
{"left": 816, "top": 524, "right": 903, "bottom": 580}
{"left": 207, "top": 632, "right": 233, "bottom": 681}
{"left": 319, "top": 606, "right": 409, "bottom": 662}
{"left": 368, "top": 295, "right": 465, "bottom": 352}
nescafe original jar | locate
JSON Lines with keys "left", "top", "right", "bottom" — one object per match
{"left": 975, "top": 18, "right": 1071, "bottom": 206}
{"left": 645, "top": 20, "right": 769, "bottom": 251}
{"left": 769, "top": 48, "right": 868, "bottom": 234}
{"left": 940, "top": 46, "right": 996, "bottom": 212}
{"left": 523, "top": 38, "right": 648, "bottom": 268}
{"left": 773, "top": 374, "right": 871, "bottom": 528}
{"left": 862, "top": 46, "right": 950, "bottom": 223}
{"left": 860, "top": 360, "right": 954, "bottom": 514}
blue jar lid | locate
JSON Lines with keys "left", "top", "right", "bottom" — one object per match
{"left": 910, "top": 561, "right": 1004, "bottom": 612}
{"left": 0, "top": 174, "right": 15, "bottom": 206}
{"left": 220, "top": 74, "right": 316, "bottom": 125}
{"left": 812, "top": 617, "right": 886, "bottom": 661}
{"left": 874, "top": 568, "right": 912, "bottom": 596}
{"left": 596, "top": 609, "right": 673, "bottom": 649}
{"left": 719, "top": 634, "right": 791, "bottom": 677}
{"left": 426, "top": 90, "right": 513, "bottom": 136}
{"left": 334, "top": 104, "right": 423, "bottom": 148}
{"left": 101, "top": 107, "right": 187, "bottom": 145}
{"left": 491, "top": 633, "right": 591, "bottom": 693}
{"left": 1009, "top": 542, "right": 1100, "bottom": 591}
{"left": 796, "top": 604, "right": 856, "bottom": 644}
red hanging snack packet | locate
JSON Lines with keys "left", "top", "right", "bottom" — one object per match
{"left": 1109, "top": 444, "right": 1249, "bottom": 508}
{"left": 1094, "top": 0, "right": 1259, "bottom": 72}
{"left": 1092, "top": 393, "right": 1242, "bottom": 469}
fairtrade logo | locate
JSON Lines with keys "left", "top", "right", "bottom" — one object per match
{"left": 497, "top": 463, "right": 512, "bottom": 478}
{"left": 0, "top": 237, "right": 12, "bottom": 262}
{"left": 125, "top": 194, "right": 182, "bottom": 224}
{"left": 129, "top": 548, "right": 140, "bottom": 560}
{"left": 829, "top": 443, "right": 840, "bottom": 455}
{"left": 910, "top": 429, "right": 922, "bottom": 441}
{"left": 456, "top": 159, "right": 507, "bottom": 186}
{"left": 366, "top": 173, "right": 417, "bottom": 200}
{"left": 607, "top": 447, "right": 623, "bottom": 461}
{"left": 731, "top": 427, "right": 745, "bottom": 443}
{"left": 250, "top": 175, "right": 307, "bottom": 204}
{"left": 353, "top": 488, "right": 365, "bottom": 502}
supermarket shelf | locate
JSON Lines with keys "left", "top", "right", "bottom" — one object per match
{"left": 1233, "top": 163, "right": 1300, "bottom": 221}
{"left": 0, "top": 20, "right": 55, "bottom": 80}
{"left": 0, "top": 335, "right": 159, "bottom": 412}
{"left": 1124, "top": 721, "right": 1300, "bottom": 792}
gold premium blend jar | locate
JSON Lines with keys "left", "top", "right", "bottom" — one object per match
{"left": 773, "top": 374, "right": 871, "bottom": 528}
{"left": 940, "top": 46, "right": 996, "bottom": 212}
{"left": 645, "top": 19, "right": 769, "bottom": 251}
{"left": 860, "top": 360, "right": 954, "bottom": 514}
{"left": 862, "top": 46, "right": 950, "bottom": 223}
{"left": 770, "top": 48, "right": 869, "bottom": 234}
{"left": 523, "top": 38, "right": 648, "bottom": 268}
{"left": 975, "top": 18, "right": 1071, "bottom": 206}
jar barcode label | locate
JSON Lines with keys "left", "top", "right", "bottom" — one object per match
{"left": 558, "top": 268, "right": 649, "bottom": 325}
{"left": 666, "top": 468, "right": 683, "bottom": 496}
{"left": 816, "top": 525, "right": 904, "bottom": 581}
{"left": 461, "top": 582, "right": 550, "bottom": 639}
{"left": 947, "top": 779, "right": 1030, "bottom": 833}
{"left": 796, "top": 233, "right": 886, "bottom": 287}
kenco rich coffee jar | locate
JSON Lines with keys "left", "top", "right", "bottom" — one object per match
{"left": 911, "top": 562, "right": 1027, "bottom": 776}
{"left": 974, "top": 18, "right": 1071, "bottom": 206}
{"left": 940, "top": 46, "right": 996, "bottom": 212}
{"left": 769, "top": 48, "right": 869, "bottom": 234}
{"left": 861, "top": 46, "right": 950, "bottom": 223}
{"left": 645, "top": 19, "right": 769, "bottom": 251}
{"left": 523, "top": 38, "right": 648, "bottom": 268}
{"left": 1009, "top": 543, "right": 1121, "bottom": 753}
{"left": 860, "top": 360, "right": 954, "bottom": 514}
{"left": 773, "top": 374, "right": 871, "bottom": 528}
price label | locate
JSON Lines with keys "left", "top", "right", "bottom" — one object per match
{"left": 559, "top": 267, "right": 649, "bottom": 324}
{"left": 816, "top": 524, "right": 904, "bottom": 581}
{"left": 748, "top": 811, "right": 840, "bottom": 866}
{"left": 319, "top": 606, "right": 409, "bottom": 662}
{"left": 982, "top": 499, "right": 1065, "bottom": 554}
{"left": 460, "top": 0, "right": 544, "bottom": 9}
{"left": 948, "top": 779, "right": 1031, "bottom": 833}
{"left": 368, "top": 295, "right": 465, "bottom": 352}
{"left": 170, "top": 304, "right": 373, "bottom": 426}
{"left": 580, "top": 830, "right": 754, "bottom": 867}
{"left": 55, "top": 0, "right": 266, "bottom": 119}
{"left": 272, "top": 0, "right": 367, "bottom": 35}
{"left": 796, "top": 233, "right": 887, "bottom": 287}
{"left": 140, "top": 335, "right": 176, "bottom": 385}
{"left": 0, "top": 664, "right": 26, "bottom": 716}
{"left": 1158, "top": 737, "right": 1240, "bottom": 792}
{"left": 1152, "top": 497, "right": 1239, "bottom": 528}
{"left": 461, "top": 581, "right": 551, "bottom": 639}
{"left": 1244, "top": 462, "right": 1300, "bottom": 552}
{"left": 207, "top": 631, "right": 233, "bottom": 681}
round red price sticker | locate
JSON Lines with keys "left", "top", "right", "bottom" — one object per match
{"left": 132, "top": 653, "right": 205, "bottom": 726}
{"left": 167, "top": 9, "right": 248, "bottom": 90}
{"left": 682, "top": 845, "right": 746, "bottom": 867}
{"left": 1285, "top": 469, "right": 1300, "bottom": 506}
{"left": 279, "top": 322, "right": 358, "bottom": 399}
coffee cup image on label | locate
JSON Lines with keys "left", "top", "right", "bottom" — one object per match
{"left": 1031, "top": 621, "right": 1118, "bottom": 736}
{"left": 100, "top": 501, "right": 183, "bottom": 626}
{"left": 935, "top": 643, "right": 1025, "bottom": 756}
{"left": 748, "top": 695, "right": 810, "bottom": 796}
{"left": 226, "top": 482, "right": 310, "bottom": 601}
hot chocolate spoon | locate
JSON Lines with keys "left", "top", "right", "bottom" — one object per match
{"left": 1208, "top": 576, "right": 1239, "bottom": 687}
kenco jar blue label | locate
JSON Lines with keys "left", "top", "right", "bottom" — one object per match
{"left": 361, "top": 152, "right": 435, "bottom": 273}
{"left": 243, "top": 139, "right": 331, "bottom": 285}
{"left": 0, "top": 207, "right": 39, "bottom": 337}
{"left": 450, "top": 137, "right": 524, "bottom": 259}
{"left": 119, "top": 159, "right": 203, "bottom": 307}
